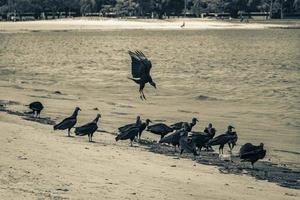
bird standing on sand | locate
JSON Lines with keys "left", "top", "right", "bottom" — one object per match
{"left": 159, "top": 123, "right": 190, "bottom": 152}
{"left": 137, "top": 119, "right": 152, "bottom": 139}
{"left": 115, "top": 119, "right": 151, "bottom": 146}
{"left": 75, "top": 114, "right": 101, "bottom": 142}
{"left": 240, "top": 143, "right": 266, "bottom": 168}
{"left": 118, "top": 116, "right": 142, "bottom": 133}
{"left": 179, "top": 134, "right": 199, "bottom": 157}
{"left": 128, "top": 50, "right": 156, "bottom": 100}
{"left": 147, "top": 123, "right": 174, "bottom": 139}
{"left": 115, "top": 126, "right": 139, "bottom": 146}
{"left": 180, "top": 21, "right": 185, "bottom": 28}
{"left": 28, "top": 101, "right": 44, "bottom": 118}
{"left": 53, "top": 107, "right": 81, "bottom": 137}
{"left": 170, "top": 117, "right": 199, "bottom": 132}
{"left": 207, "top": 125, "right": 238, "bottom": 154}
{"left": 202, "top": 123, "right": 216, "bottom": 150}
{"left": 225, "top": 125, "right": 238, "bottom": 150}
{"left": 190, "top": 131, "right": 213, "bottom": 152}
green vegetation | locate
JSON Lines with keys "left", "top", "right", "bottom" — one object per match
{"left": 0, "top": 0, "right": 299, "bottom": 20}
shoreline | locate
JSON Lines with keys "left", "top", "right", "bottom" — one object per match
{"left": 1, "top": 18, "right": 299, "bottom": 32}
{"left": 1, "top": 101, "right": 300, "bottom": 191}
{"left": 0, "top": 107, "right": 299, "bottom": 199}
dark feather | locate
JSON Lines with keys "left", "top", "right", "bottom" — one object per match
{"left": 128, "top": 50, "right": 152, "bottom": 79}
{"left": 179, "top": 136, "right": 197, "bottom": 155}
{"left": 147, "top": 123, "right": 173, "bottom": 138}
{"left": 54, "top": 117, "right": 76, "bottom": 130}
{"left": 115, "top": 127, "right": 139, "bottom": 141}
{"left": 240, "top": 143, "right": 266, "bottom": 165}
{"left": 29, "top": 101, "right": 44, "bottom": 112}
{"left": 75, "top": 122, "right": 98, "bottom": 136}
{"left": 159, "top": 129, "right": 187, "bottom": 146}
{"left": 75, "top": 114, "right": 100, "bottom": 137}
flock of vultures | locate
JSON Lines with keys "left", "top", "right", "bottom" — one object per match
{"left": 26, "top": 50, "right": 266, "bottom": 169}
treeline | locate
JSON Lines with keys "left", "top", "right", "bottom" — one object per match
{"left": 0, "top": 0, "right": 299, "bottom": 20}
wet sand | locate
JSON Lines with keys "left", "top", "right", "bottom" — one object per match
{"left": 0, "top": 19, "right": 299, "bottom": 199}
{"left": 0, "top": 105, "right": 299, "bottom": 199}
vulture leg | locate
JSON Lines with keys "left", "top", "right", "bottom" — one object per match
{"left": 139, "top": 92, "right": 144, "bottom": 100}
{"left": 142, "top": 90, "right": 146, "bottom": 100}
{"left": 231, "top": 142, "right": 236, "bottom": 150}
{"left": 130, "top": 140, "right": 133, "bottom": 147}
{"left": 139, "top": 83, "right": 146, "bottom": 100}
{"left": 174, "top": 145, "right": 177, "bottom": 153}
{"left": 219, "top": 144, "right": 224, "bottom": 154}
{"left": 228, "top": 143, "right": 232, "bottom": 151}
{"left": 67, "top": 128, "right": 71, "bottom": 137}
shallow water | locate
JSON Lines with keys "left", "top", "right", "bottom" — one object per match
{"left": 0, "top": 29, "right": 299, "bottom": 168}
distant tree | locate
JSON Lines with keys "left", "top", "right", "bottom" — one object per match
{"left": 137, "top": 0, "right": 155, "bottom": 16}
{"left": 62, "top": 0, "right": 80, "bottom": 16}
{"left": 80, "top": 0, "right": 96, "bottom": 15}
{"left": 166, "top": 0, "right": 185, "bottom": 16}
{"left": 15, "top": 0, "right": 34, "bottom": 16}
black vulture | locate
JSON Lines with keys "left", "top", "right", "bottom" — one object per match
{"left": 53, "top": 107, "right": 81, "bottom": 137}
{"left": 159, "top": 124, "right": 189, "bottom": 152}
{"left": 170, "top": 117, "right": 199, "bottom": 132}
{"left": 115, "top": 126, "right": 140, "bottom": 147}
{"left": 179, "top": 136, "right": 198, "bottom": 157}
{"left": 190, "top": 132, "right": 212, "bottom": 152}
{"left": 225, "top": 126, "right": 238, "bottom": 150}
{"left": 203, "top": 123, "right": 216, "bottom": 137}
{"left": 202, "top": 123, "right": 217, "bottom": 150}
{"left": 28, "top": 101, "right": 44, "bottom": 118}
{"left": 128, "top": 50, "right": 156, "bottom": 100}
{"left": 207, "top": 126, "right": 238, "bottom": 154}
{"left": 118, "top": 116, "right": 141, "bottom": 133}
{"left": 147, "top": 123, "right": 174, "bottom": 139}
{"left": 240, "top": 143, "right": 266, "bottom": 168}
{"left": 75, "top": 114, "right": 101, "bottom": 142}
{"left": 137, "top": 119, "right": 152, "bottom": 139}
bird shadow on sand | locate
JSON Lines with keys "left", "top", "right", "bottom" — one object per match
{"left": 0, "top": 101, "right": 56, "bottom": 125}
{"left": 1, "top": 100, "right": 299, "bottom": 190}
{"left": 138, "top": 139, "right": 300, "bottom": 190}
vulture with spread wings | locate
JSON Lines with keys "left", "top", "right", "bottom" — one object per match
{"left": 128, "top": 50, "right": 156, "bottom": 100}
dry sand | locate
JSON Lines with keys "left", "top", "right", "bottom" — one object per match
{"left": 0, "top": 112, "right": 299, "bottom": 200}
{"left": 0, "top": 18, "right": 299, "bottom": 199}
{"left": 0, "top": 18, "right": 299, "bottom": 31}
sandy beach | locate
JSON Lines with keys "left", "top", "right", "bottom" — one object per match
{"left": 0, "top": 18, "right": 299, "bottom": 199}
{"left": 0, "top": 112, "right": 299, "bottom": 200}
{"left": 0, "top": 18, "right": 299, "bottom": 31}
